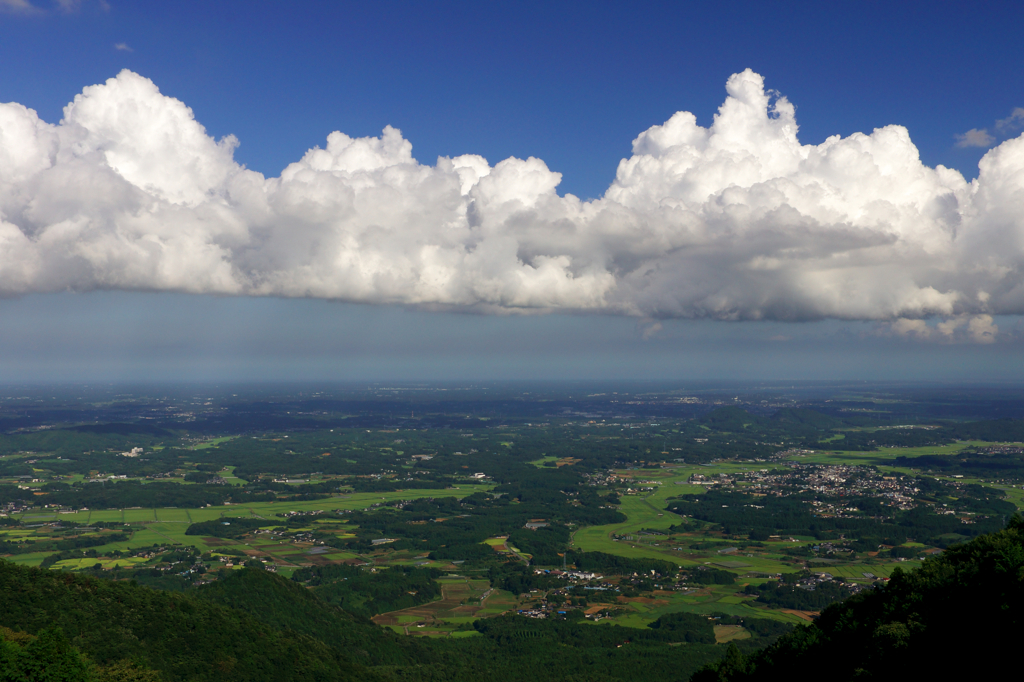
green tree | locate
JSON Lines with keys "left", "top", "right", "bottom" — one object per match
{"left": 0, "top": 628, "right": 93, "bottom": 682}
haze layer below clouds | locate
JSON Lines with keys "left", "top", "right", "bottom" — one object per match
{"left": 3, "top": 291, "right": 1022, "bottom": 384}
{"left": 1, "top": 69, "right": 1023, "bottom": 339}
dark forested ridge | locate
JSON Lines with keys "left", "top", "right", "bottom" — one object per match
{"left": 0, "top": 560, "right": 371, "bottom": 682}
{"left": 693, "top": 516, "right": 1024, "bottom": 681}
{"left": 196, "top": 567, "right": 434, "bottom": 666}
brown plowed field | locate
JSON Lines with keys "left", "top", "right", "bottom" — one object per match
{"left": 781, "top": 609, "right": 819, "bottom": 621}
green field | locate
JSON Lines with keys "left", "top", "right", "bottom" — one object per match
{"left": 153, "top": 508, "right": 192, "bottom": 523}
{"left": 218, "top": 465, "right": 246, "bottom": 486}
{"left": 995, "top": 485, "right": 1024, "bottom": 510}
{"left": 54, "top": 556, "right": 146, "bottom": 570}
{"left": 192, "top": 436, "right": 239, "bottom": 450}
{"left": 123, "top": 509, "right": 158, "bottom": 523}
{"left": 573, "top": 462, "right": 777, "bottom": 568}
{"left": 5, "top": 484, "right": 495, "bottom": 562}
{"left": 17, "top": 484, "right": 494, "bottom": 526}
{"left": 568, "top": 457, "right": 926, "bottom": 629}
{"left": 573, "top": 491, "right": 687, "bottom": 563}
{"left": 789, "top": 441, "right": 1023, "bottom": 468}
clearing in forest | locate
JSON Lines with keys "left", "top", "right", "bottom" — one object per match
{"left": 713, "top": 625, "right": 750, "bottom": 643}
{"left": 371, "top": 577, "right": 513, "bottom": 631}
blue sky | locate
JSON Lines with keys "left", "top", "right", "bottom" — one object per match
{"left": 1, "top": 0, "right": 1023, "bottom": 382}
{"left": 4, "top": 1, "right": 1020, "bottom": 196}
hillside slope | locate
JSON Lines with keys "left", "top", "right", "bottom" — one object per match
{"left": 0, "top": 561, "right": 373, "bottom": 682}
{"left": 693, "top": 516, "right": 1024, "bottom": 680}
{"left": 196, "top": 567, "right": 433, "bottom": 667}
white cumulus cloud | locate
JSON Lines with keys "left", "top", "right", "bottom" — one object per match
{"left": 2, "top": 69, "right": 1024, "bottom": 340}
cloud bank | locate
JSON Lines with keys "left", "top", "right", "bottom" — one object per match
{"left": 2, "top": 69, "right": 1024, "bottom": 331}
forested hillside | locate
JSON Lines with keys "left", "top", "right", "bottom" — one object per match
{"left": 196, "top": 567, "right": 436, "bottom": 666}
{"left": 0, "top": 561, "right": 371, "bottom": 682}
{"left": 693, "top": 516, "right": 1024, "bottom": 680}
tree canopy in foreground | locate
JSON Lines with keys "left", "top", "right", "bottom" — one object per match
{"left": 694, "top": 515, "right": 1024, "bottom": 681}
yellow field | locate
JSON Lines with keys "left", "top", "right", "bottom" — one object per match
{"left": 714, "top": 624, "right": 751, "bottom": 643}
